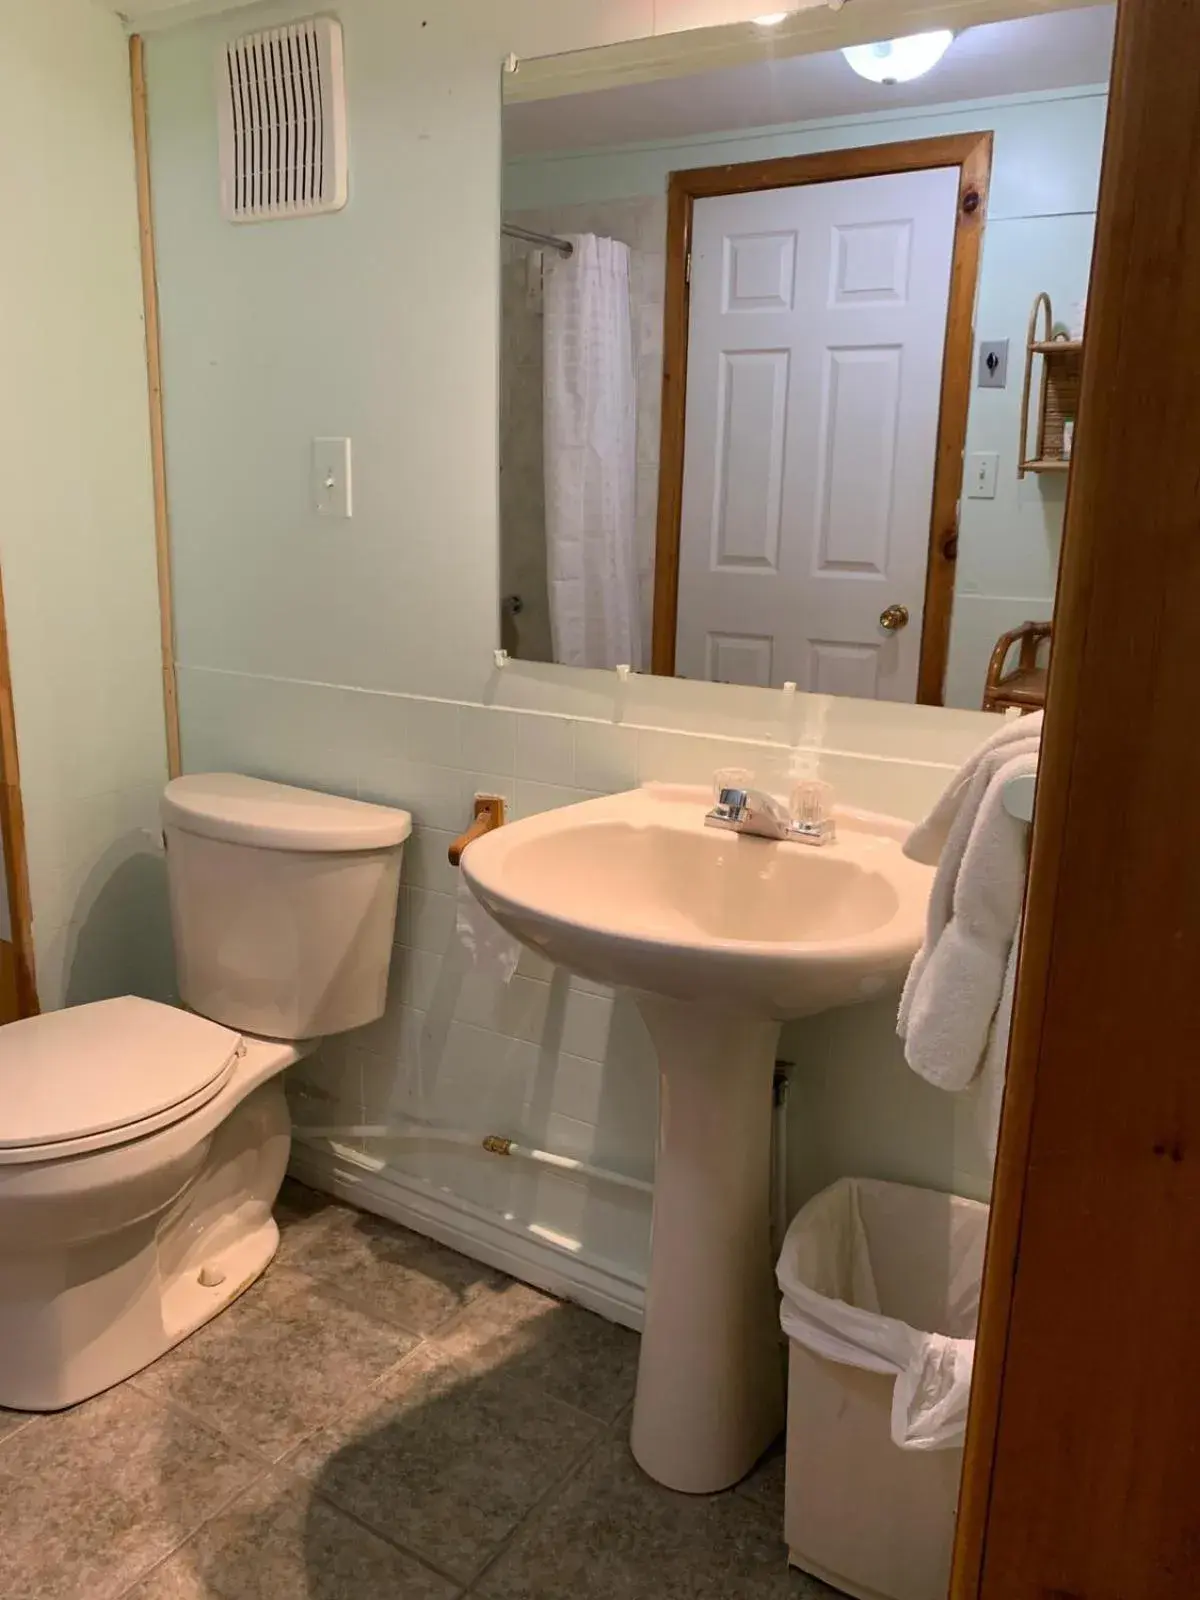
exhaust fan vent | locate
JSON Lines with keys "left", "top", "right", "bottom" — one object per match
{"left": 218, "top": 17, "right": 347, "bottom": 221}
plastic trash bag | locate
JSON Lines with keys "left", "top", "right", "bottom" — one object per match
{"left": 455, "top": 876, "right": 521, "bottom": 982}
{"left": 777, "top": 1176, "right": 989, "bottom": 1451}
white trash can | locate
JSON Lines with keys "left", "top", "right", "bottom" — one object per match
{"left": 777, "top": 1177, "right": 989, "bottom": 1600}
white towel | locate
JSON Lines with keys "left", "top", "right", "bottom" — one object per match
{"left": 904, "top": 711, "right": 1042, "bottom": 867}
{"left": 897, "top": 733, "right": 1039, "bottom": 1036}
{"left": 899, "top": 751, "right": 1036, "bottom": 1092}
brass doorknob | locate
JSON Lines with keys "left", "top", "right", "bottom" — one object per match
{"left": 879, "top": 604, "right": 910, "bottom": 631}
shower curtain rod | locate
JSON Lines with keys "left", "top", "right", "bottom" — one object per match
{"left": 503, "top": 222, "right": 574, "bottom": 257}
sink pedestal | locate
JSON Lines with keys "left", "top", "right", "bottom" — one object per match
{"left": 630, "top": 995, "right": 785, "bottom": 1494}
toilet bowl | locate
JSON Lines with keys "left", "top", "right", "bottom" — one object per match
{"left": 0, "top": 774, "right": 411, "bottom": 1412}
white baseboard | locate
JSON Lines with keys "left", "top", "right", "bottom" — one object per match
{"left": 288, "top": 1137, "right": 646, "bottom": 1331}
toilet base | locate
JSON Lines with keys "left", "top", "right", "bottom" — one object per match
{"left": 0, "top": 1067, "right": 292, "bottom": 1411}
{"left": 158, "top": 1210, "right": 280, "bottom": 1351}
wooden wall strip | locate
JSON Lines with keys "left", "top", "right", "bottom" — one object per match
{"left": 130, "top": 33, "right": 182, "bottom": 781}
{"left": 0, "top": 570, "right": 37, "bottom": 1017}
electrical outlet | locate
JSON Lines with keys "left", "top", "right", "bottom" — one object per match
{"left": 966, "top": 451, "right": 999, "bottom": 499}
{"left": 978, "top": 340, "right": 1009, "bottom": 388}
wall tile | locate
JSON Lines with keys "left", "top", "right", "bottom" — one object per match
{"left": 815, "top": 752, "right": 956, "bottom": 825}
{"left": 349, "top": 690, "right": 410, "bottom": 798}
{"left": 354, "top": 997, "right": 428, "bottom": 1080}
{"left": 359, "top": 1047, "right": 422, "bottom": 1124}
{"left": 513, "top": 780, "right": 597, "bottom": 819}
{"left": 560, "top": 990, "right": 615, "bottom": 1065}
{"left": 398, "top": 886, "right": 458, "bottom": 956}
{"left": 537, "top": 1110, "right": 599, "bottom": 1163}
{"left": 402, "top": 826, "right": 459, "bottom": 895}
{"left": 637, "top": 730, "right": 756, "bottom": 788}
{"left": 454, "top": 970, "right": 552, "bottom": 1044}
{"left": 515, "top": 714, "right": 575, "bottom": 784}
{"left": 404, "top": 698, "right": 462, "bottom": 767}
{"left": 365, "top": 759, "right": 461, "bottom": 831}
{"left": 573, "top": 723, "right": 639, "bottom": 792}
{"left": 389, "top": 945, "right": 443, "bottom": 1015}
{"left": 437, "top": 1022, "right": 539, "bottom": 1126}
{"left": 459, "top": 705, "right": 518, "bottom": 774}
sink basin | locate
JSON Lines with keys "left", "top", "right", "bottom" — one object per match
{"left": 463, "top": 784, "right": 929, "bottom": 1019}
{"left": 462, "top": 783, "right": 932, "bottom": 1494}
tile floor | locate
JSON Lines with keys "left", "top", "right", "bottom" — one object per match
{"left": 0, "top": 1180, "right": 839, "bottom": 1600}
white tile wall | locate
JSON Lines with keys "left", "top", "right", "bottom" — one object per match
{"left": 180, "top": 662, "right": 998, "bottom": 1293}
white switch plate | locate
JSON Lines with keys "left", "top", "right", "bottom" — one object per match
{"left": 312, "top": 437, "right": 352, "bottom": 518}
{"left": 966, "top": 451, "right": 999, "bottom": 499}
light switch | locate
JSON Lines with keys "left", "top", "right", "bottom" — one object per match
{"left": 966, "top": 451, "right": 999, "bottom": 499}
{"left": 312, "top": 437, "right": 352, "bottom": 518}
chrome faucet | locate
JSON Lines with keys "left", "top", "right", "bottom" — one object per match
{"left": 705, "top": 781, "right": 836, "bottom": 847}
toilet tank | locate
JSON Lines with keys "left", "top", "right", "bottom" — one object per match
{"left": 162, "top": 774, "right": 412, "bottom": 1040}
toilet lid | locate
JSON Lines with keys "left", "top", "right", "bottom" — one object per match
{"left": 0, "top": 996, "right": 243, "bottom": 1159}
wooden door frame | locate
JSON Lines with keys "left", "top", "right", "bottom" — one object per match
{"left": 650, "top": 131, "right": 992, "bottom": 704}
{"left": 954, "top": 0, "right": 1200, "bottom": 1592}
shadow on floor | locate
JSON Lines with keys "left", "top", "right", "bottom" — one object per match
{"left": 0, "top": 1180, "right": 817, "bottom": 1600}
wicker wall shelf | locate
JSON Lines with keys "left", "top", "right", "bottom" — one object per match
{"left": 1019, "top": 293, "right": 1083, "bottom": 477}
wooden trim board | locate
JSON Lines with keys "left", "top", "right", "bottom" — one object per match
{"left": 952, "top": 0, "right": 1200, "bottom": 1593}
{"left": 651, "top": 132, "right": 991, "bottom": 704}
{"left": 130, "top": 34, "right": 182, "bottom": 780}
{"left": 0, "top": 566, "right": 37, "bottom": 1017}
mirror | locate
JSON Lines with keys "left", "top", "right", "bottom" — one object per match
{"left": 500, "top": 7, "right": 1114, "bottom": 710}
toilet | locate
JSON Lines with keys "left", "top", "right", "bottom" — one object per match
{"left": 0, "top": 773, "right": 412, "bottom": 1412}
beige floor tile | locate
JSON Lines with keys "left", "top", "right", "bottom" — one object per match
{"left": 479, "top": 1433, "right": 836, "bottom": 1599}
{"left": 135, "top": 1264, "right": 417, "bottom": 1461}
{"left": 736, "top": 1433, "right": 788, "bottom": 1522}
{"left": 287, "top": 1342, "right": 601, "bottom": 1583}
{"left": 0, "top": 1408, "right": 35, "bottom": 1443}
{"left": 0, "top": 1385, "right": 260, "bottom": 1600}
{"left": 279, "top": 1201, "right": 502, "bottom": 1335}
{"left": 124, "top": 1472, "right": 459, "bottom": 1599}
{"left": 434, "top": 1280, "right": 638, "bottom": 1422}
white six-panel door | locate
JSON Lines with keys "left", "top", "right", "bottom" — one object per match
{"left": 675, "top": 167, "right": 960, "bottom": 699}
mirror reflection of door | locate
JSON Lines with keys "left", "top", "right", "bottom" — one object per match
{"left": 677, "top": 168, "right": 962, "bottom": 698}
{"left": 500, "top": 8, "right": 1111, "bottom": 707}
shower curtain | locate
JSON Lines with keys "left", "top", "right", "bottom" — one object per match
{"left": 543, "top": 234, "right": 640, "bottom": 670}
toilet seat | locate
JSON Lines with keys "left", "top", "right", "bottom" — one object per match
{"left": 0, "top": 996, "right": 244, "bottom": 1165}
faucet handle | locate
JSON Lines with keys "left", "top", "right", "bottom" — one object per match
{"left": 711, "top": 766, "right": 755, "bottom": 822}
{"left": 791, "top": 779, "right": 836, "bottom": 841}
{"left": 713, "top": 766, "right": 754, "bottom": 802}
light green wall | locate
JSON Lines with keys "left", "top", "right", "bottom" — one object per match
{"left": 0, "top": 0, "right": 172, "bottom": 1007}
{"left": 505, "top": 85, "right": 1105, "bottom": 709}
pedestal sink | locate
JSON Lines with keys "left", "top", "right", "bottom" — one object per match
{"left": 461, "top": 784, "right": 931, "bottom": 1494}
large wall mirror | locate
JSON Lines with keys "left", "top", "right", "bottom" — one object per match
{"left": 499, "top": 7, "right": 1113, "bottom": 709}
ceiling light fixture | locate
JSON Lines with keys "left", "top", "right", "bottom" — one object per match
{"left": 842, "top": 30, "right": 954, "bottom": 84}
{"left": 753, "top": 13, "right": 790, "bottom": 26}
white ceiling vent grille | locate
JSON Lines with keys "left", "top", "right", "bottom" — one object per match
{"left": 218, "top": 17, "right": 347, "bottom": 222}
